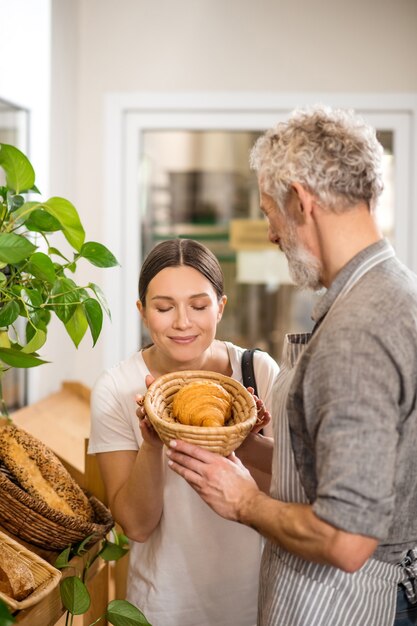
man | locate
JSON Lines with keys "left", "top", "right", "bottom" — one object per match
{"left": 166, "top": 106, "right": 417, "bottom": 625}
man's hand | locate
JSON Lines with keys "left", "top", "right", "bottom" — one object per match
{"left": 166, "top": 439, "right": 260, "bottom": 521}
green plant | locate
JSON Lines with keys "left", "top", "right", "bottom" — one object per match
{"left": 0, "top": 143, "right": 118, "bottom": 416}
{"left": 55, "top": 531, "right": 152, "bottom": 626}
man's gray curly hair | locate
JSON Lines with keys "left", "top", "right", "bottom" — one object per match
{"left": 249, "top": 105, "right": 384, "bottom": 214}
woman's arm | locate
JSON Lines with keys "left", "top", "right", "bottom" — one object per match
{"left": 237, "top": 431, "right": 274, "bottom": 475}
{"left": 97, "top": 412, "right": 164, "bottom": 543}
{"left": 235, "top": 388, "right": 274, "bottom": 491}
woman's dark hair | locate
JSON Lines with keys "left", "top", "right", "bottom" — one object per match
{"left": 138, "top": 239, "right": 224, "bottom": 305}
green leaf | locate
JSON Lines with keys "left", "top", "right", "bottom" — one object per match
{"left": 28, "top": 306, "right": 50, "bottom": 331}
{"left": 113, "top": 531, "right": 130, "bottom": 547}
{"left": 83, "top": 298, "right": 103, "bottom": 346}
{"left": 74, "top": 534, "right": 94, "bottom": 555}
{"left": 26, "top": 252, "right": 57, "bottom": 283}
{"left": 0, "top": 331, "right": 11, "bottom": 349}
{"left": 0, "top": 598, "right": 15, "bottom": 625}
{"left": 106, "top": 600, "right": 152, "bottom": 626}
{"left": 80, "top": 242, "right": 119, "bottom": 268}
{"left": 40, "top": 197, "right": 85, "bottom": 251}
{"left": 0, "top": 143, "right": 35, "bottom": 193}
{"left": 0, "top": 347, "right": 47, "bottom": 368}
{"left": 22, "top": 328, "right": 47, "bottom": 353}
{"left": 60, "top": 576, "right": 91, "bottom": 615}
{"left": 55, "top": 546, "right": 72, "bottom": 569}
{"left": 50, "top": 278, "right": 79, "bottom": 323}
{"left": 22, "top": 287, "right": 43, "bottom": 308}
{"left": 25, "top": 208, "right": 62, "bottom": 233}
{"left": 10, "top": 194, "right": 24, "bottom": 212}
{"left": 65, "top": 304, "right": 88, "bottom": 348}
{"left": 88, "top": 283, "right": 111, "bottom": 318}
{"left": 99, "top": 541, "right": 129, "bottom": 562}
{"left": 0, "top": 301, "right": 20, "bottom": 327}
{"left": 48, "top": 246, "right": 70, "bottom": 262}
{"left": 0, "top": 232, "right": 37, "bottom": 264}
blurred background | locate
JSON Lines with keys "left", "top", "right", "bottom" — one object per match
{"left": 0, "top": 0, "right": 416, "bottom": 408}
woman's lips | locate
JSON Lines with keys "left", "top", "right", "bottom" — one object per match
{"left": 169, "top": 336, "right": 197, "bottom": 344}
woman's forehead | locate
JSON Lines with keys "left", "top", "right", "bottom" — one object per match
{"left": 147, "top": 265, "right": 216, "bottom": 295}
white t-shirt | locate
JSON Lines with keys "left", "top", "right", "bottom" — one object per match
{"left": 89, "top": 341, "right": 279, "bottom": 626}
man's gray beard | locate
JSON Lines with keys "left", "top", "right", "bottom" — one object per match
{"left": 286, "top": 246, "right": 322, "bottom": 290}
{"left": 281, "top": 226, "right": 323, "bottom": 290}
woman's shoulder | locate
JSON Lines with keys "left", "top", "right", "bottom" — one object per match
{"left": 93, "top": 351, "right": 148, "bottom": 392}
{"left": 224, "top": 341, "right": 279, "bottom": 377}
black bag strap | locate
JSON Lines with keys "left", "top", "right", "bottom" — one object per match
{"left": 241, "top": 349, "right": 259, "bottom": 397}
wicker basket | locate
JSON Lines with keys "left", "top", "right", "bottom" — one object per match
{"left": 0, "top": 529, "right": 62, "bottom": 611}
{"left": 0, "top": 469, "right": 114, "bottom": 551}
{"left": 144, "top": 370, "right": 257, "bottom": 456}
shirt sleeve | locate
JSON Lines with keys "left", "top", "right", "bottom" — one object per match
{"left": 88, "top": 369, "right": 140, "bottom": 454}
{"left": 305, "top": 326, "right": 401, "bottom": 539}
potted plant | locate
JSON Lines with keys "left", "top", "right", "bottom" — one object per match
{"left": 0, "top": 144, "right": 152, "bottom": 626}
{"left": 0, "top": 142, "right": 117, "bottom": 417}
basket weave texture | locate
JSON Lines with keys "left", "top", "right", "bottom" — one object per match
{"left": 0, "top": 529, "right": 62, "bottom": 611}
{"left": 144, "top": 370, "right": 257, "bottom": 456}
{"left": 0, "top": 470, "right": 114, "bottom": 550}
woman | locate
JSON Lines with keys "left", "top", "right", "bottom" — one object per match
{"left": 88, "top": 238, "right": 279, "bottom": 626}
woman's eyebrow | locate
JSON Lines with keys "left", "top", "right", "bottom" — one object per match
{"left": 150, "top": 293, "right": 210, "bottom": 301}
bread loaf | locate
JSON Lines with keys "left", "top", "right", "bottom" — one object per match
{"left": 0, "top": 424, "right": 93, "bottom": 522}
{"left": 0, "top": 545, "right": 35, "bottom": 601}
{"left": 172, "top": 380, "right": 232, "bottom": 427}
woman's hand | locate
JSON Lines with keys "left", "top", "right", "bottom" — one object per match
{"left": 136, "top": 374, "right": 163, "bottom": 449}
{"left": 247, "top": 386, "right": 271, "bottom": 434}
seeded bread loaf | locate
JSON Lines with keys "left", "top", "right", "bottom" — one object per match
{"left": 0, "top": 545, "right": 35, "bottom": 601}
{"left": 0, "top": 424, "right": 93, "bottom": 522}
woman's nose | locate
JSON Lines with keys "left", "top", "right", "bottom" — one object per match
{"left": 173, "top": 308, "right": 192, "bottom": 329}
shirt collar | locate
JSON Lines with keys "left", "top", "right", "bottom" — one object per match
{"left": 311, "top": 238, "right": 392, "bottom": 324}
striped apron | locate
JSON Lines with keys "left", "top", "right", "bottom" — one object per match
{"left": 258, "top": 245, "right": 406, "bottom": 626}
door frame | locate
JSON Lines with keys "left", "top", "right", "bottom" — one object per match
{"left": 103, "top": 92, "right": 417, "bottom": 368}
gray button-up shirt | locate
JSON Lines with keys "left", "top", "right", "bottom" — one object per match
{"left": 287, "top": 239, "right": 417, "bottom": 563}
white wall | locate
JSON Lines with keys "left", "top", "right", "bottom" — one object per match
{"left": 0, "top": 0, "right": 51, "bottom": 194}
{"left": 4, "top": 0, "right": 417, "bottom": 401}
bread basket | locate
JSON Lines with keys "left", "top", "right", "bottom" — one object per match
{"left": 0, "top": 529, "right": 62, "bottom": 611}
{"left": 144, "top": 370, "right": 257, "bottom": 456}
{"left": 0, "top": 420, "right": 114, "bottom": 551}
{"left": 0, "top": 469, "right": 114, "bottom": 551}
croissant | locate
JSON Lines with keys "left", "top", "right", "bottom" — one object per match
{"left": 172, "top": 381, "right": 232, "bottom": 427}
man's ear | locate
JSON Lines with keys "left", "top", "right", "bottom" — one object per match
{"left": 291, "top": 182, "right": 315, "bottom": 222}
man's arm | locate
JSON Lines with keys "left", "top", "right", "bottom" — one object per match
{"left": 166, "top": 440, "right": 378, "bottom": 573}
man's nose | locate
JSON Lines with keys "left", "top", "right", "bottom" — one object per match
{"left": 268, "top": 227, "right": 279, "bottom": 244}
